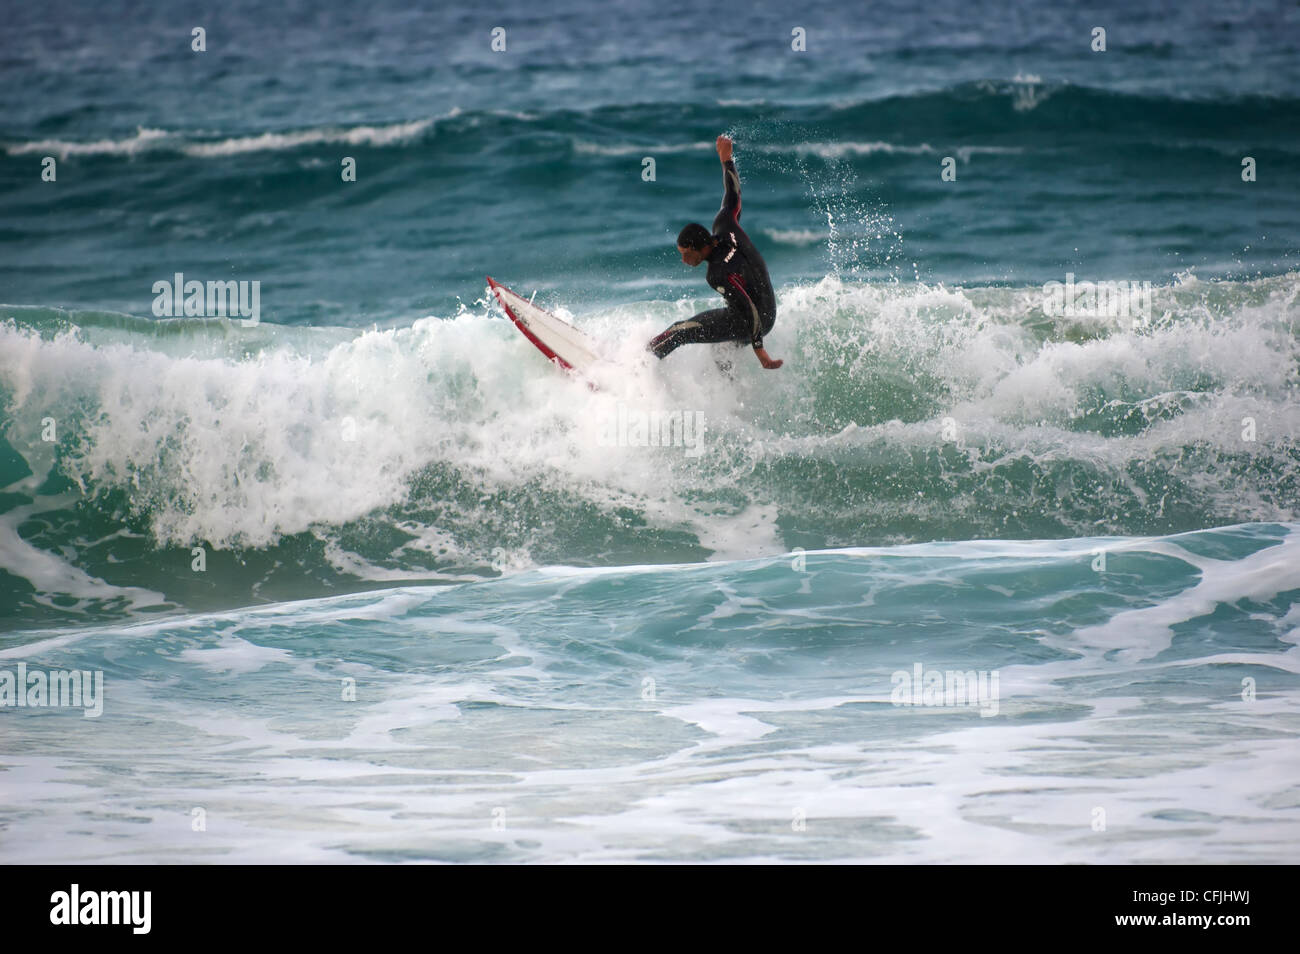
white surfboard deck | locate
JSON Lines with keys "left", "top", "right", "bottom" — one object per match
{"left": 486, "top": 276, "right": 601, "bottom": 374}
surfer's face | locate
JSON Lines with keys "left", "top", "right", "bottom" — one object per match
{"left": 678, "top": 244, "right": 705, "bottom": 267}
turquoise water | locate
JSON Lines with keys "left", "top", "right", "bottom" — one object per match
{"left": 2, "top": 0, "right": 1299, "bottom": 862}
{"left": 4, "top": 526, "right": 1299, "bottom": 862}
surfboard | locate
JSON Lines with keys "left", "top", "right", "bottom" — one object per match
{"left": 487, "top": 276, "right": 600, "bottom": 374}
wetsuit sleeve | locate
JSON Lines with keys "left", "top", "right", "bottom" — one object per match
{"left": 719, "top": 158, "right": 741, "bottom": 224}
{"left": 720, "top": 272, "right": 764, "bottom": 349}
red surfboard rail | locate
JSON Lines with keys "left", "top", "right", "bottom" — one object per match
{"left": 486, "top": 275, "right": 576, "bottom": 372}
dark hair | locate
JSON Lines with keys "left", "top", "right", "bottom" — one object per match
{"left": 677, "top": 223, "right": 712, "bottom": 250}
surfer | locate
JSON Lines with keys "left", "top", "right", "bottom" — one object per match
{"left": 648, "top": 135, "right": 783, "bottom": 369}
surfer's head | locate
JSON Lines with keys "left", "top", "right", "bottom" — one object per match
{"left": 676, "top": 223, "right": 713, "bottom": 266}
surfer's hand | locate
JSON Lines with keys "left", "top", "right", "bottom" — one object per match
{"left": 716, "top": 135, "right": 733, "bottom": 162}
{"left": 754, "top": 346, "right": 782, "bottom": 370}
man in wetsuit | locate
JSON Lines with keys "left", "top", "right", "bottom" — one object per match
{"left": 648, "top": 135, "right": 783, "bottom": 370}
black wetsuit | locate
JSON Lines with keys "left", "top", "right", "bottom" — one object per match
{"left": 649, "top": 158, "right": 776, "bottom": 359}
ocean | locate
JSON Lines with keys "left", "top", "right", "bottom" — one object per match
{"left": 2, "top": 0, "right": 1299, "bottom": 863}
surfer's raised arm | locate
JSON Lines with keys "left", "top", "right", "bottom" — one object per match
{"left": 717, "top": 135, "right": 741, "bottom": 224}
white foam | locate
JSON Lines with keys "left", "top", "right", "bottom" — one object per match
{"left": 177, "top": 639, "right": 295, "bottom": 674}
{"left": 572, "top": 140, "right": 711, "bottom": 157}
{"left": 181, "top": 119, "right": 433, "bottom": 157}
{"left": 3, "top": 126, "right": 170, "bottom": 158}
{"left": 1072, "top": 527, "right": 1300, "bottom": 661}
{"left": 4, "top": 119, "right": 435, "bottom": 160}
{"left": 0, "top": 502, "right": 167, "bottom": 615}
{"left": 4, "top": 272, "right": 1298, "bottom": 586}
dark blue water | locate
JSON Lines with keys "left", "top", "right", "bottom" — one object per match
{"left": 3, "top": 0, "right": 1298, "bottom": 323}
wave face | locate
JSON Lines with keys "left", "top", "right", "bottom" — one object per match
{"left": 3, "top": 272, "right": 1298, "bottom": 624}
